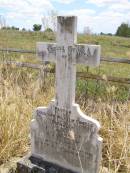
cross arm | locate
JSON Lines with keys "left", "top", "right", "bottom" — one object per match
{"left": 75, "top": 44, "right": 101, "bottom": 67}
{"left": 36, "top": 42, "right": 56, "bottom": 63}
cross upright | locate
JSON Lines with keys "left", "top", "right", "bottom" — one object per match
{"left": 32, "top": 16, "right": 102, "bottom": 173}
{"left": 37, "top": 16, "right": 100, "bottom": 110}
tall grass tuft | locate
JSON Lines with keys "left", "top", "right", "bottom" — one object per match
{"left": 0, "top": 65, "right": 54, "bottom": 164}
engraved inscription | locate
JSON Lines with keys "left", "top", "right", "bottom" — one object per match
{"left": 37, "top": 43, "right": 99, "bottom": 66}
{"left": 32, "top": 104, "right": 101, "bottom": 173}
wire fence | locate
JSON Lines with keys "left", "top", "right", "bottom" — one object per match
{"left": 0, "top": 47, "right": 130, "bottom": 64}
{"left": 0, "top": 47, "right": 130, "bottom": 84}
{"left": 0, "top": 46, "right": 130, "bottom": 102}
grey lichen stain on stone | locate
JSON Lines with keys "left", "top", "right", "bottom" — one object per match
{"left": 58, "top": 16, "right": 75, "bottom": 34}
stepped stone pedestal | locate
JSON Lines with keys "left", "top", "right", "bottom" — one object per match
{"left": 17, "top": 155, "right": 77, "bottom": 173}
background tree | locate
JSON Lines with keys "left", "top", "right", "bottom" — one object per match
{"left": 11, "top": 26, "right": 19, "bottom": 30}
{"left": 22, "top": 28, "right": 26, "bottom": 31}
{"left": 84, "top": 26, "right": 92, "bottom": 35}
{"left": 33, "top": 24, "right": 42, "bottom": 31}
{"left": 1, "top": 26, "right": 19, "bottom": 30}
{"left": 42, "top": 10, "right": 57, "bottom": 33}
{"left": 44, "top": 28, "right": 53, "bottom": 33}
{"left": 0, "top": 15, "right": 6, "bottom": 28}
{"left": 100, "top": 32, "right": 112, "bottom": 36}
{"left": 116, "top": 23, "right": 130, "bottom": 37}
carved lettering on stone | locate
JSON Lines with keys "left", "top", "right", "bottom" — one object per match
{"left": 31, "top": 16, "right": 103, "bottom": 173}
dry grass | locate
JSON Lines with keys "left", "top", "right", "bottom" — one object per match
{"left": 0, "top": 65, "right": 54, "bottom": 164}
{"left": 0, "top": 65, "right": 130, "bottom": 172}
{"left": 79, "top": 98, "right": 130, "bottom": 172}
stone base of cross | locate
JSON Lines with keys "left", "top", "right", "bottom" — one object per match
{"left": 17, "top": 16, "right": 102, "bottom": 173}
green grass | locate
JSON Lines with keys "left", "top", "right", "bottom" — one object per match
{"left": 0, "top": 30, "right": 55, "bottom": 49}
{"left": 78, "top": 34, "right": 130, "bottom": 58}
{"left": 0, "top": 30, "right": 130, "bottom": 74}
{"left": 0, "top": 30, "right": 130, "bottom": 101}
{"left": 0, "top": 30, "right": 130, "bottom": 57}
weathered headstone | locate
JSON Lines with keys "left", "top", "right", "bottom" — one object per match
{"left": 17, "top": 16, "right": 102, "bottom": 173}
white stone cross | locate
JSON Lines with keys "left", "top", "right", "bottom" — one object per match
{"left": 37, "top": 16, "right": 100, "bottom": 110}
{"left": 32, "top": 16, "right": 102, "bottom": 173}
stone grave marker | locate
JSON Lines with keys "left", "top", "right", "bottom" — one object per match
{"left": 17, "top": 16, "right": 102, "bottom": 173}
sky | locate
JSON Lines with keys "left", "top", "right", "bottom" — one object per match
{"left": 0, "top": 0, "right": 130, "bottom": 34}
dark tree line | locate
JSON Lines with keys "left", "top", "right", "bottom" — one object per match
{"left": 1, "top": 24, "right": 53, "bottom": 32}
{"left": 100, "top": 23, "right": 130, "bottom": 37}
{"left": 1, "top": 22, "right": 130, "bottom": 37}
{"left": 1, "top": 26, "right": 19, "bottom": 30}
{"left": 116, "top": 23, "right": 130, "bottom": 37}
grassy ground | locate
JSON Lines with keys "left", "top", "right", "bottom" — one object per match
{"left": 0, "top": 30, "right": 130, "bottom": 78}
{"left": 0, "top": 30, "right": 130, "bottom": 77}
{"left": 0, "top": 30, "right": 130, "bottom": 172}
{"left": 0, "top": 30, "right": 130, "bottom": 101}
{"left": 0, "top": 30, "right": 130, "bottom": 58}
